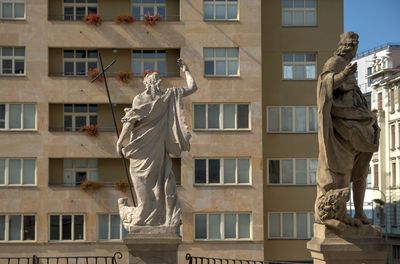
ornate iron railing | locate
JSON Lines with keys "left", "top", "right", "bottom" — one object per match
{"left": 185, "top": 254, "right": 312, "bottom": 264}
{"left": 0, "top": 252, "right": 122, "bottom": 264}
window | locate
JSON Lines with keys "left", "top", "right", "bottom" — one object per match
{"left": 267, "top": 106, "right": 317, "bottom": 133}
{"left": 132, "top": 50, "right": 166, "bottom": 77}
{"left": 63, "top": 49, "right": 98, "bottom": 76}
{"left": 268, "top": 212, "right": 313, "bottom": 239}
{"left": 194, "top": 103, "right": 249, "bottom": 130}
{"left": 377, "top": 92, "right": 382, "bottom": 110}
{"left": 0, "top": 103, "right": 36, "bottom": 130}
{"left": 132, "top": 0, "right": 165, "bottom": 20}
{"left": 0, "top": 158, "right": 36, "bottom": 185}
{"left": 63, "top": 104, "right": 97, "bottom": 131}
{"left": 283, "top": 53, "right": 316, "bottom": 80}
{"left": 282, "top": 0, "right": 316, "bottom": 26}
{"left": 63, "top": 0, "right": 98, "bottom": 21}
{"left": 0, "top": 0, "right": 24, "bottom": 19}
{"left": 392, "top": 203, "right": 398, "bottom": 227}
{"left": 268, "top": 159, "right": 316, "bottom": 185}
{"left": 204, "top": 48, "right": 239, "bottom": 76}
{"left": 194, "top": 158, "right": 250, "bottom": 185}
{"left": 204, "top": 0, "right": 238, "bottom": 21}
{"left": 0, "top": 47, "right": 25, "bottom": 75}
{"left": 391, "top": 89, "right": 395, "bottom": 112}
{"left": 49, "top": 214, "right": 84, "bottom": 241}
{"left": 194, "top": 213, "right": 251, "bottom": 240}
{"left": 98, "top": 214, "right": 127, "bottom": 241}
{"left": 392, "top": 161, "right": 397, "bottom": 187}
{"left": 0, "top": 214, "right": 35, "bottom": 241}
{"left": 391, "top": 124, "right": 396, "bottom": 150}
{"left": 373, "top": 163, "right": 379, "bottom": 189}
{"left": 63, "top": 159, "right": 98, "bottom": 186}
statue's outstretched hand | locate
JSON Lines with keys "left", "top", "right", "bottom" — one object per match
{"left": 343, "top": 62, "right": 357, "bottom": 76}
{"left": 177, "top": 58, "right": 189, "bottom": 72}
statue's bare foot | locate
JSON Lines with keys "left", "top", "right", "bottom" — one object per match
{"left": 342, "top": 214, "right": 362, "bottom": 227}
{"left": 354, "top": 211, "right": 371, "bottom": 225}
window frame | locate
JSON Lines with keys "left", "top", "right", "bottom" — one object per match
{"left": 203, "top": 0, "right": 239, "bottom": 21}
{"left": 267, "top": 106, "right": 317, "bottom": 133}
{"left": 0, "top": 158, "right": 36, "bottom": 186}
{"left": 281, "top": 0, "right": 317, "bottom": 27}
{"left": 193, "top": 157, "right": 251, "bottom": 186}
{"left": 204, "top": 48, "right": 239, "bottom": 77}
{"left": 63, "top": 158, "right": 98, "bottom": 186}
{"left": 48, "top": 214, "right": 85, "bottom": 242}
{"left": 193, "top": 103, "right": 250, "bottom": 131}
{"left": 0, "top": 103, "right": 37, "bottom": 131}
{"left": 62, "top": 49, "right": 98, "bottom": 77}
{"left": 131, "top": 50, "right": 167, "bottom": 77}
{"left": 131, "top": 0, "right": 166, "bottom": 21}
{"left": 267, "top": 158, "right": 317, "bottom": 185}
{"left": 0, "top": 47, "right": 26, "bottom": 76}
{"left": 268, "top": 212, "right": 313, "bottom": 239}
{"left": 0, "top": 214, "right": 36, "bottom": 242}
{"left": 282, "top": 52, "right": 317, "bottom": 80}
{"left": 97, "top": 213, "right": 127, "bottom": 241}
{"left": 63, "top": 104, "right": 97, "bottom": 132}
{"left": 62, "top": 0, "right": 98, "bottom": 21}
{"left": 194, "top": 212, "right": 252, "bottom": 241}
{"left": 0, "top": 0, "right": 25, "bottom": 20}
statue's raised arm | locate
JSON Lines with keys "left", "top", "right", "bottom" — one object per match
{"left": 178, "top": 58, "right": 198, "bottom": 96}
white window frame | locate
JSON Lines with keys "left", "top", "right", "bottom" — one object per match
{"left": 193, "top": 157, "right": 251, "bottom": 185}
{"left": 63, "top": 0, "right": 98, "bottom": 21}
{"left": 267, "top": 106, "right": 317, "bottom": 133}
{"left": 131, "top": 50, "right": 167, "bottom": 77}
{"left": 131, "top": 0, "right": 166, "bottom": 20}
{"left": 282, "top": 53, "right": 317, "bottom": 80}
{"left": 194, "top": 213, "right": 252, "bottom": 241}
{"left": 268, "top": 212, "right": 313, "bottom": 239}
{"left": 193, "top": 103, "right": 250, "bottom": 131}
{"left": 204, "top": 48, "right": 239, "bottom": 77}
{"left": 281, "top": 0, "right": 317, "bottom": 26}
{"left": 63, "top": 104, "right": 97, "bottom": 131}
{"left": 0, "top": 0, "right": 25, "bottom": 20}
{"left": 0, "top": 158, "right": 36, "bottom": 186}
{"left": 203, "top": 0, "right": 239, "bottom": 21}
{"left": 267, "top": 158, "right": 317, "bottom": 185}
{"left": 97, "top": 213, "right": 126, "bottom": 241}
{"left": 0, "top": 103, "right": 36, "bottom": 131}
{"left": 63, "top": 49, "right": 98, "bottom": 76}
{"left": 391, "top": 123, "right": 396, "bottom": 151}
{"left": 0, "top": 47, "right": 25, "bottom": 76}
{"left": 48, "top": 214, "right": 85, "bottom": 241}
{"left": 63, "top": 159, "right": 98, "bottom": 186}
{"left": 0, "top": 214, "right": 36, "bottom": 242}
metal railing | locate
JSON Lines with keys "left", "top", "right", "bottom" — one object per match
{"left": 355, "top": 42, "right": 400, "bottom": 59}
{"left": 48, "top": 72, "right": 180, "bottom": 78}
{"left": 185, "top": 254, "right": 312, "bottom": 264}
{"left": 47, "top": 15, "right": 180, "bottom": 22}
{"left": 0, "top": 252, "right": 122, "bottom": 264}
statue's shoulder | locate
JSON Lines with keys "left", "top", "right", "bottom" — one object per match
{"left": 322, "top": 55, "right": 346, "bottom": 73}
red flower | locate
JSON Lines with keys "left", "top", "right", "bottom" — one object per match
{"left": 84, "top": 13, "right": 102, "bottom": 26}
{"left": 143, "top": 13, "right": 162, "bottom": 26}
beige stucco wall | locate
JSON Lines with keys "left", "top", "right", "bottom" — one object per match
{"left": 0, "top": 0, "right": 263, "bottom": 262}
{"left": 262, "top": 0, "right": 343, "bottom": 262}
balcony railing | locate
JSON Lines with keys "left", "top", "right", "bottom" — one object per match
{"left": 185, "top": 254, "right": 311, "bottom": 264}
{"left": 48, "top": 72, "right": 180, "bottom": 78}
{"left": 48, "top": 15, "right": 180, "bottom": 22}
{"left": 0, "top": 253, "right": 122, "bottom": 264}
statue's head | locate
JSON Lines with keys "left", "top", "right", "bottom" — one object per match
{"left": 143, "top": 71, "right": 162, "bottom": 97}
{"left": 335, "top": 32, "right": 359, "bottom": 59}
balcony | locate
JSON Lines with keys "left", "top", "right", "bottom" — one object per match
{"left": 48, "top": 48, "right": 181, "bottom": 78}
{"left": 49, "top": 157, "right": 181, "bottom": 187}
{"left": 48, "top": 0, "right": 180, "bottom": 22}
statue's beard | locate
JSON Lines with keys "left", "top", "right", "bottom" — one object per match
{"left": 146, "top": 84, "right": 161, "bottom": 99}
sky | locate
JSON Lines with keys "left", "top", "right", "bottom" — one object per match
{"left": 344, "top": 0, "right": 400, "bottom": 54}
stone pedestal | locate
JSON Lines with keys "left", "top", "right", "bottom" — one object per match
{"left": 307, "top": 223, "right": 390, "bottom": 264}
{"left": 124, "top": 226, "right": 181, "bottom": 264}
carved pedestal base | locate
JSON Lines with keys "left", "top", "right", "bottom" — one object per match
{"left": 307, "top": 223, "right": 389, "bottom": 264}
{"left": 124, "top": 226, "right": 181, "bottom": 264}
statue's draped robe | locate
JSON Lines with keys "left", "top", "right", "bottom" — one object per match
{"left": 121, "top": 87, "right": 190, "bottom": 226}
{"left": 317, "top": 55, "right": 379, "bottom": 194}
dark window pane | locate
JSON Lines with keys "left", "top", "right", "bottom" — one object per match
{"left": 14, "top": 60, "right": 24, "bottom": 74}
{"left": 0, "top": 104, "right": 5, "bottom": 128}
{"left": 74, "top": 215, "right": 84, "bottom": 240}
{"left": 195, "top": 159, "right": 206, "bottom": 184}
{"left": 62, "top": 215, "right": 72, "bottom": 240}
{"left": 9, "top": 215, "right": 21, "bottom": 240}
{"left": 2, "top": 60, "right": 12, "bottom": 74}
{"left": 204, "top": 61, "right": 214, "bottom": 75}
{"left": 50, "top": 215, "right": 60, "bottom": 240}
{"left": 194, "top": 104, "right": 206, "bottom": 129}
{"left": 23, "top": 216, "right": 35, "bottom": 240}
{"left": 87, "top": 50, "right": 98, "bottom": 58}
{"left": 64, "top": 115, "right": 72, "bottom": 131}
{"left": 74, "top": 104, "right": 87, "bottom": 112}
{"left": 269, "top": 160, "right": 280, "bottom": 183}
{"left": 64, "top": 62, "right": 74, "bottom": 75}
{"left": 75, "top": 50, "right": 86, "bottom": 58}
{"left": 75, "top": 116, "right": 87, "bottom": 131}
{"left": 0, "top": 216, "right": 5, "bottom": 240}
{"left": 208, "top": 159, "right": 220, "bottom": 183}
{"left": 88, "top": 104, "right": 97, "bottom": 113}
{"left": 237, "top": 104, "right": 249, "bottom": 128}
{"left": 63, "top": 50, "right": 74, "bottom": 58}
{"left": 207, "top": 104, "right": 220, "bottom": 129}
{"left": 89, "top": 116, "right": 97, "bottom": 125}
{"left": 75, "top": 172, "right": 87, "bottom": 185}
{"left": 195, "top": 214, "right": 207, "bottom": 239}
{"left": 76, "top": 62, "right": 86, "bottom": 75}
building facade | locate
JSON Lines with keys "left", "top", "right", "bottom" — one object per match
{"left": 0, "top": 0, "right": 263, "bottom": 262}
{"left": 262, "top": 0, "right": 343, "bottom": 262}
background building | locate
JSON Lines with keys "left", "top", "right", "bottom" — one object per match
{"left": 262, "top": 0, "right": 343, "bottom": 262}
{"left": 0, "top": 0, "right": 263, "bottom": 262}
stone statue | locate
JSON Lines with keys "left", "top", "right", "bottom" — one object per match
{"left": 315, "top": 32, "right": 380, "bottom": 228}
{"left": 116, "top": 59, "right": 197, "bottom": 229}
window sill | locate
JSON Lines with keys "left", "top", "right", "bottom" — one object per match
{"left": 281, "top": 25, "right": 318, "bottom": 28}
{"left": 193, "top": 184, "right": 252, "bottom": 187}
{"left": 0, "top": 74, "right": 27, "bottom": 78}
{"left": 0, "top": 185, "right": 37, "bottom": 188}
{"left": 204, "top": 75, "right": 241, "bottom": 79}
{"left": 193, "top": 239, "right": 253, "bottom": 243}
{"left": 193, "top": 129, "right": 251, "bottom": 132}
{"left": 0, "top": 129, "right": 37, "bottom": 132}
{"left": 0, "top": 18, "right": 26, "bottom": 22}
{"left": 282, "top": 78, "right": 317, "bottom": 81}
{"left": 0, "top": 240, "right": 36, "bottom": 243}
{"left": 266, "top": 131, "right": 317, "bottom": 134}
{"left": 267, "top": 184, "right": 316, "bottom": 187}
{"left": 268, "top": 237, "right": 311, "bottom": 240}
{"left": 203, "top": 19, "right": 240, "bottom": 23}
